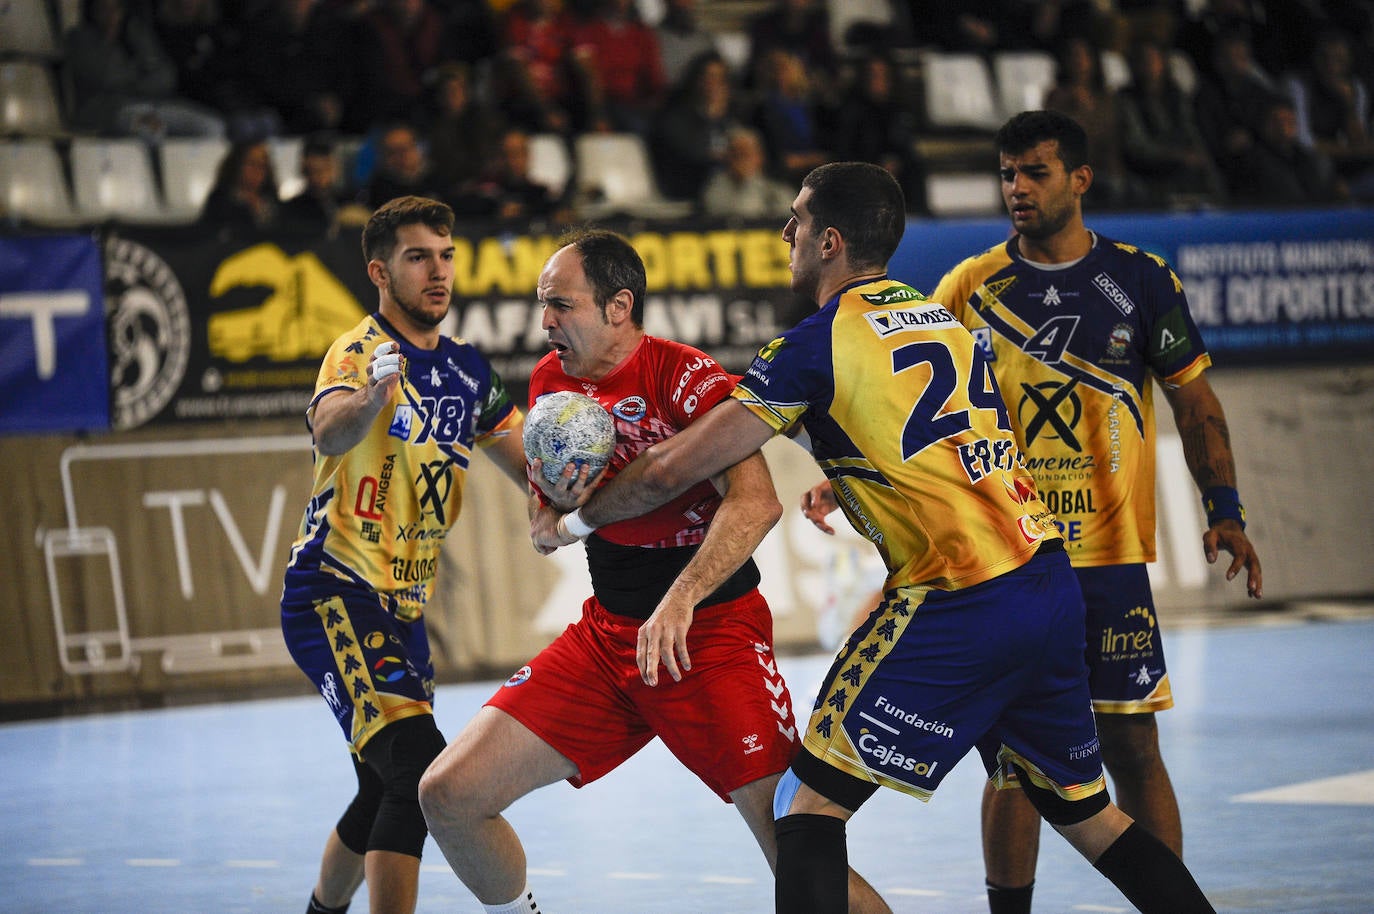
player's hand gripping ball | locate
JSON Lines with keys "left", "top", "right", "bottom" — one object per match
{"left": 523, "top": 391, "right": 617, "bottom": 485}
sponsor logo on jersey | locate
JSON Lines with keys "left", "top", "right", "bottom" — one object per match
{"left": 321, "top": 672, "right": 343, "bottom": 713}
{"left": 742, "top": 733, "right": 764, "bottom": 755}
{"left": 859, "top": 284, "right": 926, "bottom": 307}
{"left": 972, "top": 326, "right": 996, "bottom": 360}
{"left": 372, "top": 655, "right": 407, "bottom": 683}
{"left": 1017, "top": 380, "right": 1083, "bottom": 449}
{"left": 1092, "top": 272, "right": 1136, "bottom": 315}
{"left": 1105, "top": 323, "right": 1133, "bottom": 360}
{"left": 864, "top": 305, "right": 959, "bottom": 337}
{"left": 612, "top": 395, "right": 647, "bottom": 422}
{"left": 1040, "top": 487, "right": 1097, "bottom": 514}
{"left": 1042, "top": 284, "right": 1062, "bottom": 306}
{"left": 503, "top": 665, "right": 532, "bottom": 687}
{"left": 872, "top": 695, "right": 955, "bottom": 738}
{"left": 389, "top": 404, "right": 414, "bottom": 440}
{"left": 857, "top": 731, "right": 941, "bottom": 777}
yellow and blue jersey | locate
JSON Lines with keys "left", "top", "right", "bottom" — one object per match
{"left": 733, "top": 278, "right": 1059, "bottom": 593}
{"left": 932, "top": 234, "right": 1211, "bottom": 566}
{"left": 282, "top": 313, "right": 519, "bottom": 622}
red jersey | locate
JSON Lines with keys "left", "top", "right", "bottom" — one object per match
{"left": 529, "top": 335, "right": 753, "bottom": 618}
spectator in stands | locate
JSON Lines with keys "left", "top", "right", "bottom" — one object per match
{"left": 65, "top": 0, "right": 228, "bottom": 141}
{"left": 228, "top": 0, "right": 356, "bottom": 137}
{"left": 439, "top": 0, "right": 502, "bottom": 68}
{"left": 832, "top": 54, "right": 925, "bottom": 214}
{"left": 452, "top": 126, "right": 569, "bottom": 225}
{"left": 197, "top": 138, "right": 279, "bottom": 240}
{"left": 699, "top": 126, "right": 793, "bottom": 219}
{"left": 280, "top": 135, "right": 367, "bottom": 237}
{"left": 650, "top": 51, "right": 740, "bottom": 202}
{"left": 499, "top": 0, "right": 582, "bottom": 133}
{"left": 1225, "top": 93, "right": 1348, "bottom": 206}
{"left": 745, "top": 0, "right": 835, "bottom": 86}
{"left": 1285, "top": 27, "right": 1374, "bottom": 199}
{"left": 427, "top": 62, "right": 505, "bottom": 204}
{"left": 915, "top": 0, "right": 1005, "bottom": 54}
{"left": 352, "top": 0, "right": 455, "bottom": 129}
{"left": 1192, "top": 31, "right": 1278, "bottom": 182}
{"left": 149, "top": 0, "right": 232, "bottom": 115}
{"left": 1044, "top": 35, "right": 1141, "bottom": 208}
{"left": 570, "top": 0, "right": 667, "bottom": 135}
{"left": 361, "top": 123, "right": 450, "bottom": 210}
{"left": 752, "top": 48, "right": 831, "bottom": 186}
{"left": 1115, "top": 40, "right": 1224, "bottom": 206}
{"left": 655, "top": 0, "right": 717, "bottom": 91}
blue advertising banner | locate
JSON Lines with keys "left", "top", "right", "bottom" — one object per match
{"left": 0, "top": 235, "right": 109, "bottom": 433}
{"left": 891, "top": 208, "right": 1374, "bottom": 366}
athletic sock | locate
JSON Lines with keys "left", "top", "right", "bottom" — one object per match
{"left": 986, "top": 878, "right": 1034, "bottom": 914}
{"left": 775, "top": 813, "right": 848, "bottom": 914}
{"left": 1093, "top": 823, "right": 1216, "bottom": 914}
{"left": 306, "top": 893, "right": 349, "bottom": 914}
{"left": 482, "top": 886, "right": 541, "bottom": 913}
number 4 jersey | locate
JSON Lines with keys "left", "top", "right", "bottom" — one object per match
{"left": 732, "top": 277, "right": 1060, "bottom": 593}
{"left": 282, "top": 313, "right": 519, "bottom": 621}
{"left": 932, "top": 234, "right": 1212, "bottom": 567}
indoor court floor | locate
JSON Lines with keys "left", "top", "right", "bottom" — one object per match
{"left": 3, "top": 608, "right": 1372, "bottom": 913}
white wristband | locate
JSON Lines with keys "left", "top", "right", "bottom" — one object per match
{"left": 562, "top": 508, "right": 596, "bottom": 539}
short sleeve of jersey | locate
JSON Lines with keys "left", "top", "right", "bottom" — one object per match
{"left": 1131, "top": 246, "right": 1212, "bottom": 388}
{"left": 731, "top": 309, "right": 835, "bottom": 433}
{"left": 312, "top": 315, "right": 387, "bottom": 409}
{"left": 473, "top": 362, "right": 519, "bottom": 443}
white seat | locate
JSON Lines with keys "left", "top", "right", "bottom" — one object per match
{"left": 572, "top": 132, "right": 693, "bottom": 220}
{"left": 992, "top": 50, "right": 1056, "bottom": 120}
{"left": 269, "top": 135, "right": 305, "bottom": 200}
{"left": 827, "top": 0, "right": 895, "bottom": 56}
{"left": 923, "top": 52, "right": 1002, "bottom": 131}
{"left": 0, "top": 61, "right": 65, "bottom": 137}
{"left": 69, "top": 138, "right": 167, "bottom": 224}
{"left": 159, "top": 136, "right": 229, "bottom": 222}
{"left": 0, "top": 139, "right": 81, "bottom": 226}
{"left": 0, "top": 0, "right": 60, "bottom": 58}
{"left": 1101, "top": 49, "right": 1131, "bottom": 91}
{"left": 1169, "top": 49, "right": 1198, "bottom": 95}
{"left": 925, "top": 172, "right": 1003, "bottom": 217}
{"left": 712, "top": 31, "right": 751, "bottom": 77}
{"left": 526, "top": 133, "right": 572, "bottom": 199}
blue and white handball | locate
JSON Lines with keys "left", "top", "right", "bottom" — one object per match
{"left": 523, "top": 390, "right": 617, "bottom": 485}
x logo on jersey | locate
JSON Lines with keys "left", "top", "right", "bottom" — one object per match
{"left": 1019, "top": 379, "right": 1082, "bottom": 451}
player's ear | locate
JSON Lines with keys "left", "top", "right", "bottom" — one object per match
{"left": 1072, "top": 164, "right": 1094, "bottom": 197}
{"left": 606, "top": 287, "right": 634, "bottom": 324}
{"left": 367, "top": 259, "right": 388, "bottom": 289}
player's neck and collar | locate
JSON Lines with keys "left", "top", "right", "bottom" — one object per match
{"left": 1012, "top": 224, "right": 1096, "bottom": 269}
{"left": 377, "top": 301, "right": 444, "bottom": 350}
{"left": 816, "top": 270, "right": 888, "bottom": 308}
{"left": 572, "top": 328, "right": 646, "bottom": 384}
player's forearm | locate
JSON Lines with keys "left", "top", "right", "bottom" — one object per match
{"left": 666, "top": 485, "right": 782, "bottom": 607}
{"left": 313, "top": 387, "right": 386, "bottom": 456}
{"left": 1169, "top": 382, "right": 1238, "bottom": 492}
{"left": 581, "top": 438, "right": 699, "bottom": 529}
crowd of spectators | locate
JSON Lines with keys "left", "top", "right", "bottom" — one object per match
{"left": 37, "top": 0, "right": 1374, "bottom": 233}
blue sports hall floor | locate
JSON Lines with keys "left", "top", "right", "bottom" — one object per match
{"left": 3, "top": 605, "right": 1372, "bottom": 914}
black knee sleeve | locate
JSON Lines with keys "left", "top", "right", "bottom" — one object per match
{"left": 775, "top": 814, "right": 849, "bottom": 914}
{"left": 1094, "top": 823, "right": 1215, "bottom": 914}
{"left": 359, "top": 715, "right": 447, "bottom": 858}
{"left": 1012, "top": 763, "right": 1109, "bottom": 826}
{"left": 335, "top": 754, "right": 384, "bottom": 855}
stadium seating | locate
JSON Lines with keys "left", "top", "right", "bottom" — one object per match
{"left": 69, "top": 137, "right": 168, "bottom": 224}
{"left": 0, "top": 0, "right": 60, "bottom": 58}
{"left": 992, "top": 50, "right": 1057, "bottom": 120}
{"left": 0, "top": 60, "right": 66, "bottom": 137}
{"left": 527, "top": 132, "right": 572, "bottom": 199}
{"left": 572, "top": 132, "right": 693, "bottom": 221}
{"left": 925, "top": 172, "right": 1003, "bottom": 218}
{"left": 159, "top": 136, "right": 229, "bottom": 222}
{"left": 0, "top": 139, "right": 81, "bottom": 226}
{"left": 268, "top": 135, "right": 305, "bottom": 200}
{"left": 922, "top": 52, "right": 1002, "bottom": 132}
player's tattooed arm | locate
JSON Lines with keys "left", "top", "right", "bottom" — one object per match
{"left": 1165, "top": 373, "right": 1236, "bottom": 490}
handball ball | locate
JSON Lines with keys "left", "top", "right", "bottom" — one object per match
{"left": 523, "top": 390, "right": 617, "bottom": 485}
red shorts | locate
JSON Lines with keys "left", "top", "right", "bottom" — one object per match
{"left": 485, "top": 589, "right": 798, "bottom": 801}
